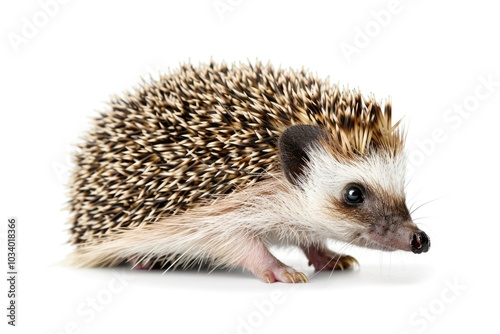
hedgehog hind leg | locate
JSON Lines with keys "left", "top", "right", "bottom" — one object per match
{"left": 127, "top": 256, "right": 160, "bottom": 270}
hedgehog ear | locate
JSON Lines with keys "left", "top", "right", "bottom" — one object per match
{"left": 278, "top": 125, "right": 326, "bottom": 186}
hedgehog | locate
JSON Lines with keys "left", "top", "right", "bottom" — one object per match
{"left": 67, "top": 60, "right": 430, "bottom": 283}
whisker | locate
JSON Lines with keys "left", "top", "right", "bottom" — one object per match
{"left": 410, "top": 195, "right": 446, "bottom": 215}
{"left": 412, "top": 216, "right": 431, "bottom": 222}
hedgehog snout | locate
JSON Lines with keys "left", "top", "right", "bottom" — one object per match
{"left": 410, "top": 231, "right": 430, "bottom": 254}
{"left": 360, "top": 218, "right": 431, "bottom": 254}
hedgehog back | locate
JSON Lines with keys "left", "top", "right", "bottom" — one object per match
{"left": 69, "top": 61, "right": 384, "bottom": 245}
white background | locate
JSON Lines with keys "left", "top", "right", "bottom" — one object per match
{"left": 1, "top": 0, "right": 499, "bottom": 333}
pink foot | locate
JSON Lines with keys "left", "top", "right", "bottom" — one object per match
{"left": 240, "top": 239, "right": 308, "bottom": 283}
{"left": 303, "top": 246, "right": 358, "bottom": 271}
{"left": 260, "top": 262, "right": 308, "bottom": 283}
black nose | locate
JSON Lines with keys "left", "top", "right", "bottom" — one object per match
{"left": 411, "top": 231, "right": 430, "bottom": 254}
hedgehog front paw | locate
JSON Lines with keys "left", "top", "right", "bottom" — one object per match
{"left": 261, "top": 266, "right": 308, "bottom": 284}
{"left": 303, "top": 247, "right": 359, "bottom": 271}
{"left": 239, "top": 237, "right": 309, "bottom": 283}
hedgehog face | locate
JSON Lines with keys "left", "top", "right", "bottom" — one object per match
{"left": 279, "top": 125, "right": 430, "bottom": 254}
{"left": 320, "top": 150, "right": 429, "bottom": 254}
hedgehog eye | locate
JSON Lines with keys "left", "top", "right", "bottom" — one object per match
{"left": 344, "top": 185, "right": 364, "bottom": 205}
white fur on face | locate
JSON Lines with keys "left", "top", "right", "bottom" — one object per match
{"left": 293, "top": 144, "right": 408, "bottom": 243}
